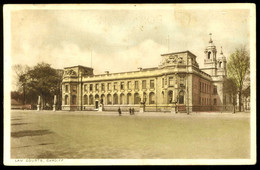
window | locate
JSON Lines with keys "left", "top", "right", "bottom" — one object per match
{"left": 219, "top": 62, "right": 222, "bottom": 68}
{"left": 142, "top": 80, "right": 146, "bottom": 89}
{"left": 113, "top": 94, "right": 118, "bottom": 104}
{"left": 114, "top": 82, "right": 118, "bottom": 90}
{"left": 214, "top": 98, "right": 217, "bottom": 105}
{"left": 65, "top": 95, "right": 69, "bottom": 105}
{"left": 180, "top": 77, "right": 184, "bottom": 87}
{"left": 169, "top": 77, "right": 174, "bottom": 87}
{"left": 101, "top": 94, "right": 105, "bottom": 104}
{"left": 127, "top": 81, "right": 131, "bottom": 89}
{"left": 134, "top": 93, "right": 140, "bottom": 104}
{"left": 90, "top": 84, "right": 93, "bottom": 91}
{"left": 65, "top": 85, "right": 69, "bottom": 92}
{"left": 84, "top": 84, "right": 87, "bottom": 91}
{"left": 72, "top": 85, "right": 77, "bottom": 92}
{"left": 149, "top": 92, "right": 155, "bottom": 104}
{"left": 120, "top": 93, "right": 124, "bottom": 104}
{"left": 213, "top": 86, "right": 217, "bottom": 95}
{"left": 168, "top": 91, "right": 173, "bottom": 104}
{"left": 107, "top": 94, "right": 112, "bottom": 105}
{"left": 120, "top": 82, "right": 124, "bottom": 90}
{"left": 101, "top": 83, "right": 105, "bottom": 91}
{"left": 162, "top": 78, "right": 164, "bottom": 88}
{"left": 72, "top": 95, "right": 77, "bottom": 105}
{"left": 89, "top": 95, "right": 94, "bottom": 105}
{"left": 84, "top": 95, "right": 88, "bottom": 105}
{"left": 95, "top": 84, "right": 99, "bottom": 91}
{"left": 127, "top": 93, "right": 131, "bottom": 104}
{"left": 150, "top": 80, "right": 154, "bottom": 89}
{"left": 200, "top": 82, "right": 202, "bottom": 92}
{"left": 199, "top": 97, "right": 201, "bottom": 105}
{"left": 107, "top": 83, "right": 111, "bottom": 91}
{"left": 179, "top": 91, "right": 184, "bottom": 104}
{"left": 135, "top": 81, "right": 139, "bottom": 90}
{"left": 208, "top": 51, "right": 211, "bottom": 59}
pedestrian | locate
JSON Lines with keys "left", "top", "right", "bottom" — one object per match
{"left": 118, "top": 107, "right": 122, "bottom": 116}
{"left": 132, "top": 108, "right": 135, "bottom": 115}
{"left": 129, "top": 107, "right": 132, "bottom": 115}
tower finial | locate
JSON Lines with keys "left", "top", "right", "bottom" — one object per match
{"left": 220, "top": 46, "right": 223, "bottom": 55}
{"left": 209, "top": 33, "right": 213, "bottom": 43}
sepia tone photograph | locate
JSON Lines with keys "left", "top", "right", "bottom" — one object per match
{"left": 3, "top": 4, "right": 256, "bottom": 165}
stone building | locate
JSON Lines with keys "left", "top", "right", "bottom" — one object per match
{"left": 61, "top": 35, "right": 229, "bottom": 112}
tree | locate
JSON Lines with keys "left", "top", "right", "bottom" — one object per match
{"left": 223, "top": 78, "right": 238, "bottom": 113}
{"left": 26, "top": 62, "right": 62, "bottom": 109}
{"left": 227, "top": 47, "right": 250, "bottom": 112}
{"left": 12, "top": 64, "right": 31, "bottom": 105}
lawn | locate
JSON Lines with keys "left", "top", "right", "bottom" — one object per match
{"left": 10, "top": 110, "right": 250, "bottom": 159}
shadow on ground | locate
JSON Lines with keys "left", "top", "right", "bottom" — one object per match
{"left": 11, "top": 130, "right": 53, "bottom": 138}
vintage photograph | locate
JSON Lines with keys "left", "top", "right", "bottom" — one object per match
{"left": 4, "top": 4, "right": 256, "bottom": 165}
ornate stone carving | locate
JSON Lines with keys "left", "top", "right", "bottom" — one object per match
{"left": 64, "top": 69, "right": 77, "bottom": 76}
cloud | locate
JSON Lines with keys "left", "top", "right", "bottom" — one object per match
{"left": 10, "top": 8, "right": 251, "bottom": 74}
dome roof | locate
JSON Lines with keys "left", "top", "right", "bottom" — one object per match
{"left": 218, "top": 46, "right": 226, "bottom": 61}
{"left": 206, "top": 33, "right": 216, "bottom": 50}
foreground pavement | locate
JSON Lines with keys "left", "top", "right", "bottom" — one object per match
{"left": 9, "top": 110, "right": 251, "bottom": 159}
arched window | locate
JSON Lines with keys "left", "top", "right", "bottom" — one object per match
{"left": 89, "top": 95, "right": 94, "bottom": 105}
{"left": 84, "top": 95, "right": 88, "bottom": 105}
{"left": 65, "top": 95, "right": 69, "bottom": 105}
{"left": 143, "top": 92, "right": 147, "bottom": 103}
{"left": 113, "top": 94, "right": 118, "bottom": 104}
{"left": 120, "top": 93, "right": 125, "bottom": 104}
{"left": 149, "top": 92, "right": 155, "bottom": 104}
{"left": 72, "top": 95, "right": 77, "bottom": 105}
{"left": 219, "top": 62, "right": 222, "bottom": 68}
{"left": 127, "top": 93, "right": 131, "bottom": 104}
{"left": 107, "top": 94, "right": 112, "bottom": 105}
{"left": 134, "top": 93, "right": 140, "bottom": 104}
{"left": 214, "top": 98, "right": 217, "bottom": 105}
{"left": 179, "top": 91, "right": 184, "bottom": 104}
{"left": 208, "top": 51, "right": 211, "bottom": 59}
{"left": 95, "top": 94, "right": 99, "bottom": 100}
{"left": 168, "top": 90, "right": 173, "bottom": 104}
{"left": 101, "top": 94, "right": 105, "bottom": 105}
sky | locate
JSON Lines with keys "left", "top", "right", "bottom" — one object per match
{"left": 8, "top": 5, "right": 252, "bottom": 90}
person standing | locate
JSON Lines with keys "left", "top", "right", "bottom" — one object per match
{"left": 118, "top": 107, "right": 122, "bottom": 116}
{"left": 132, "top": 108, "right": 135, "bottom": 115}
{"left": 129, "top": 107, "right": 132, "bottom": 115}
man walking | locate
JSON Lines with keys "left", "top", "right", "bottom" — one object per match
{"left": 118, "top": 107, "right": 122, "bottom": 116}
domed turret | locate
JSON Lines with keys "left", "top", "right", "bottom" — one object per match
{"left": 217, "top": 46, "right": 227, "bottom": 77}
{"left": 203, "top": 33, "right": 218, "bottom": 76}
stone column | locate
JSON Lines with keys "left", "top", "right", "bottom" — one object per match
{"left": 53, "top": 95, "right": 57, "bottom": 111}
{"left": 37, "top": 96, "right": 41, "bottom": 111}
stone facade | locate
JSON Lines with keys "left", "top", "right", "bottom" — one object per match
{"left": 62, "top": 35, "right": 229, "bottom": 112}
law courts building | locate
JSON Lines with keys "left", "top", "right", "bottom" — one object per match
{"left": 61, "top": 35, "right": 230, "bottom": 112}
